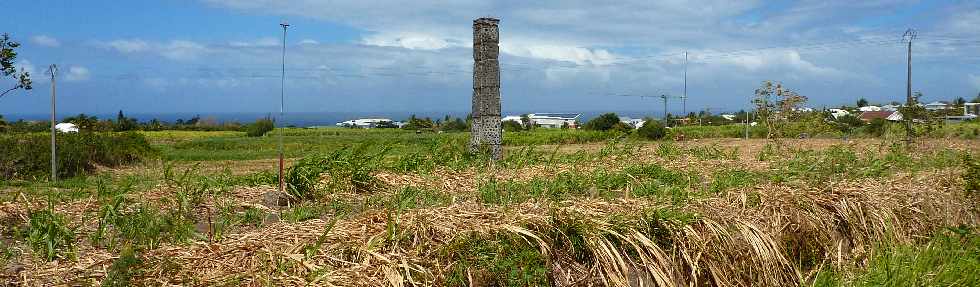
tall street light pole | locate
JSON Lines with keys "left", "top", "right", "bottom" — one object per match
{"left": 48, "top": 65, "right": 58, "bottom": 181}
{"left": 903, "top": 28, "right": 916, "bottom": 145}
{"left": 279, "top": 21, "right": 289, "bottom": 194}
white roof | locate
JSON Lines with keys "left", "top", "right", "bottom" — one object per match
{"left": 55, "top": 122, "right": 78, "bottom": 133}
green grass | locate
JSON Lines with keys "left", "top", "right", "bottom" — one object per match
{"left": 442, "top": 232, "right": 550, "bottom": 286}
{"left": 477, "top": 163, "right": 692, "bottom": 205}
{"left": 814, "top": 227, "right": 980, "bottom": 287}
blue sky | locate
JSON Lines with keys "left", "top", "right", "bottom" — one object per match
{"left": 2, "top": 0, "right": 979, "bottom": 119}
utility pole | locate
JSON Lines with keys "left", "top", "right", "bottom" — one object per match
{"left": 47, "top": 65, "right": 58, "bottom": 181}
{"left": 660, "top": 94, "right": 668, "bottom": 124}
{"left": 744, "top": 110, "right": 749, "bottom": 140}
{"left": 278, "top": 21, "right": 289, "bottom": 194}
{"left": 903, "top": 28, "right": 916, "bottom": 145}
{"left": 683, "top": 51, "right": 688, "bottom": 118}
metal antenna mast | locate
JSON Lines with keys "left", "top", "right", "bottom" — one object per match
{"left": 47, "top": 65, "right": 58, "bottom": 181}
{"left": 902, "top": 28, "right": 916, "bottom": 145}
{"left": 278, "top": 21, "right": 289, "bottom": 194}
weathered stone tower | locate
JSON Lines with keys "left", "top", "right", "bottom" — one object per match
{"left": 470, "top": 17, "right": 502, "bottom": 159}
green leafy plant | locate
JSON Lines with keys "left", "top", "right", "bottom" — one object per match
{"left": 23, "top": 204, "right": 75, "bottom": 261}
{"left": 636, "top": 118, "right": 667, "bottom": 140}
{"left": 245, "top": 117, "right": 275, "bottom": 137}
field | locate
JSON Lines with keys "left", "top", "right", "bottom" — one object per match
{"left": 2, "top": 127, "right": 980, "bottom": 286}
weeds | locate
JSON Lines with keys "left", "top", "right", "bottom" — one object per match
{"left": 22, "top": 203, "right": 75, "bottom": 261}
{"left": 102, "top": 245, "right": 142, "bottom": 287}
{"left": 0, "top": 132, "right": 156, "bottom": 180}
{"left": 964, "top": 154, "right": 979, "bottom": 195}
{"left": 285, "top": 145, "right": 388, "bottom": 199}
{"left": 442, "top": 232, "right": 550, "bottom": 286}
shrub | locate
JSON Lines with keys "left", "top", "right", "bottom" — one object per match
{"left": 245, "top": 118, "right": 274, "bottom": 137}
{"left": 0, "top": 132, "right": 156, "bottom": 180}
{"left": 501, "top": 120, "right": 523, "bottom": 132}
{"left": 966, "top": 155, "right": 980, "bottom": 195}
{"left": 636, "top": 118, "right": 667, "bottom": 140}
{"left": 583, "top": 113, "right": 621, "bottom": 131}
{"left": 864, "top": 118, "right": 888, "bottom": 137}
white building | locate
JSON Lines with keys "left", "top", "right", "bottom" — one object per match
{"left": 618, "top": 116, "right": 646, "bottom": 129}
{"left": 501, "top": 115, "right": 523, "bottom": 125}
{"left": 858, "top": 105, "right": 882, "bottom": 112}
{"left": 924, "top": 101, "right": 949, "bottom": 111}
{"left": 55, "top": 122, "right": 78, "bottom": 133}
{"left": 528, "top": 113, "right": 580, "bottom": 128}
{"left": 828, "top": 109, "right": 850, "bottom": 119}
{"left": 335, "top": 118, "right": 402, "bottom": 128}
{"left": 881, "top": 104, "right": 901, "bottom": 111}
{"left": 720, "top": 114, "right": 737, "bottom": 121}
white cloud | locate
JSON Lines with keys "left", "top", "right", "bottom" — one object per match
{"left": 30, "top": 35, "right": 60, "bottom": 47}
{"left": 104, "top": 39, "right": 150, "bottom": 53}
{"left": 15, "top": 60, "right": 37, "bottom": 76}
{"left": 362, "top": 32, "right": 455, "bottom": 50}
{"left": 501, "top": 42, "right": 616, "bottom": 65}
{"left": 161, "top": 40, "right": 208, "bottom": 60}
{"left": 100, "top": 39, "right": 209, "bottom": 61}
{"left": 65, "top": 66, "right": 91, "bottom": 82}
{"left": 298, "top": 39, "right": 319, "bottom": 45}
{"left": 230, "top": 37, "right": 279, "bottom": 47}
{"left": 969, "top": 74, "right": 980, "bottom": 90}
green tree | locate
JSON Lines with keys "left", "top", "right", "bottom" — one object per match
{"left": 114, "top": 110, "right": 138, "bottom": 131}
{"left": 440, "top": 117, "right": 468, "bottom": 132}
{"left": 636, "top": 118, "right": 666, "bottom": 140}
{"left": 753, "top": 81, "right": 807, "bottom": 139}
{"left": 856, "top": 98, "right": 869, "bottom": 107}
{"left": 64, "top": 114, "right": 99, "bottom": 131}
{"left": 1, "top": 34, "right": 32, "bottom": 99}
{"left": 899, "top": 91, "right": 929, "bottom": 142}
{"left": 245, "top": 117, "right": 274, "bottom": 137}
{"left": 501, "top": 120, "right": 523, "bottom": 132}
{"left": 583, "top": 113, "right": 621, "bottom": 131}
{"left": 520, "top": 114, "right": 533, "bottom": 130}
{"left": 834, "top": 114, "right": 864, "bottom": 138}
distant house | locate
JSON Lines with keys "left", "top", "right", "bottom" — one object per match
{"left": 720, "top": 114, "right": 737, "bottom": 121}
{"left": 501, "top": 115, "right": 523, "bottom": 123}
{"left": 528, "top": 113, "right": 579, "bottom": 128}
{"left": 858, "top": 111, "right": 903, "bottom": 122}
{"left": 923, "top": 101, "right": 949, "bottom": 111}
{"left": 335, "top": 118, "right": 402, "bottom": 128}
{"left": 55, "top": 122, "right": 79, "bottom": 133}
{"left": 858, "top": 105, "right": 882, "bottom": 112}
{"left": 881, "top": 104, "right": 901, "bottom": 111}
{"left": 618, "top": 117, "right": 646, "bottom": 129}
{"left": 829, "top": 109, "right": 850, "bottom": 119}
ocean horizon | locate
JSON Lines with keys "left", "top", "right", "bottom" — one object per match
{"left": 2, "top": 109, "right": 739, "bottom": 127}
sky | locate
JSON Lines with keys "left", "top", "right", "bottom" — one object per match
{"left": 1, "top": 0, "right": 979, "bottom": 119}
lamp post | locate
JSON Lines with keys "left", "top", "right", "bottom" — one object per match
{"left": 278, "top": 21, "right": 289, "bottom": 194}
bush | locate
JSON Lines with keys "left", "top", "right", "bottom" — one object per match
{"left": 0, "top": 132, "right": 156, "bottom": 180}
{"left": 245, "top": 118, "right": 275, "bottom": 137}
{"left": 501, "top": 120, "right": 523, "bottom": 132}
{"left": 966, "top": 155, "right": 980, "bottom": 195}
{"left": 636, "top": 118, "right": 666, "bottom": 140}
{"left": 583, "top": 113, "right": 621, "bottom": 131}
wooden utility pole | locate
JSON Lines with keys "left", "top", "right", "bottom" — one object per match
{"left": 48, "top": 64, "right": 57, "bottom": 181}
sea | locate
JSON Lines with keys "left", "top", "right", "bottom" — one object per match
{"left": 4, "top": 110, "right": 675, "bottom": 127}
